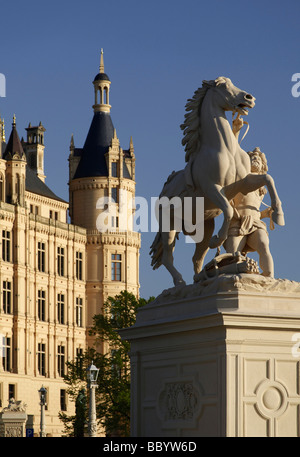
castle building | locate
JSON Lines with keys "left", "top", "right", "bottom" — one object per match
{"left": 0, "top": 51, "right": 140, "bottom": 436}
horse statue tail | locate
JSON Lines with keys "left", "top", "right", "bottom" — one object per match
{"left": 150, "top": 230, "right": 180, "bottom": 271}
{"left": 149, "top": 232, "right": 163, "bottom": 270}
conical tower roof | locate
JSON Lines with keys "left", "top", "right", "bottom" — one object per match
{"left": 3, "top": 115, "right": 26, "bottom": 160}
{"left": 73, "top": 111, "right": 114, "bottom": 178}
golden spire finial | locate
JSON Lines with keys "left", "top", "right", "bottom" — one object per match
{"left": 1, "top": 117, "right": 6, "bottom": 142}
{"left": 99, "top": 48, "right": 105, "bottom": 73}
{"left": 13, "top": 114, "right": 16, "bottom": 126}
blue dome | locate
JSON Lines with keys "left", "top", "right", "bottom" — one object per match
{"left": 93, "top": 72, "right": 110, "bottom": 82}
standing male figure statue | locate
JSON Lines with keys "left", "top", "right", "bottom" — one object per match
{"left": 224, "top": 116, "right": 275, "bottom": 277}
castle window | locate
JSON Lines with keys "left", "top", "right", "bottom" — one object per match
{"left": 57, "top": 247, "right": 65, "bottom": 276}
{"left": 2, "top": 230, "right": 11, "bottom": 262}
{"left": 37, "top": 242, "right": 46, "bottom": 272}
{"left": 111, "top": 162, "right": 118, "bottom": 177}
{"left": 49, "top": 210, "right": 58, "bottom": 220}
{"left": 60, "top": 389, "right": 67, "bottom": 411}
{"left": 111, "top": 216, "right": 119, "bottom": 229}
{"left": 30, "top": 204, "right": 39, "bottom": 215}
{"left": 111, "top": 254, "right": 122, "bottom": 281}
{"left": 76, "top": 251, "right": 83, "bottom": 280}
{"left": 76, "top": 297, "right": 83, "bottom": 327}
{"left": 2, "top": 281, "right": 12, "bottom": 314}
{"left": 57, "top": 293, "right": 65, "bottom": 324}
{"left": 8, "top": 384, "right": 15, "bottom": 400}
{"left": 2, "top": 337, "right": 11, "bottom": 372}
{"left": 38, "top": 343, "right": 46, "bottom": 376}
{"left": 38, "top": 290, "right": 46, "bottom": 321}
{"left": 111, "top": 187, "right": 118, "bottom": 203}
{"left": 57, "top": 345, "right": 65, "bottom": 377}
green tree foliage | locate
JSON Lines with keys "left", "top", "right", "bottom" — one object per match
{"left": 59, "top": 290, "right": 154, "bottom": 437}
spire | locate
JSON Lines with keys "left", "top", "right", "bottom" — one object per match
{"left": 3, "top": 115, "right": 26, "bottom": 161}
{"left": 99, "top": 48, "right": 105, "bottom": 73}
{"left": 93, "top": 50, "right": 111, "bottom": 114}
{"left": 70, "top": 133, "right": 75, "bottom": 154}
{"left": 0, "top": 116, "right": 5, "bottom": 142}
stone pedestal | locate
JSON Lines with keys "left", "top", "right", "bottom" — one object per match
{"left": 121, "top": 274, "right": 300, "bottom": 437}
{"left": 0, "top": 399, "right": 27, "bottom": 437}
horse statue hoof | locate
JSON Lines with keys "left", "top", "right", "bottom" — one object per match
{"left": 272, "top": 209, "right": 285, "bottom": 226}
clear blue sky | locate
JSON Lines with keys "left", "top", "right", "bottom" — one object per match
{"left": 1, "top": 0, "right": 300, "bottom": 299}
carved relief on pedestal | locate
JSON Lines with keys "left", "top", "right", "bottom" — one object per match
{"left": 4, "top": 423, "right": 24, "bottom": 437}
{"left": 157, "top": 377, "right": 202, "bottom": 427}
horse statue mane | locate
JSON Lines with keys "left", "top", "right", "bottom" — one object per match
{"left": 180, "top": 76, "right": 230, "bottom": 163}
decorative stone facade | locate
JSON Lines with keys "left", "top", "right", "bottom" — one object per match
{"left": 0, "top": 53, "right": 140, "bottom": 436}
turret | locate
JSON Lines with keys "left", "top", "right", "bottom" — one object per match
{"left": 3, "top": 116, "right": 27, "bottom": 206}
{"left": 22, "top": 121, "right": 46, "bottom": 182}
{"left": 92, "top": 49, "right": 111, "bottom": 113}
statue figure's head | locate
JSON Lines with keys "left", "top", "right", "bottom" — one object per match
{"left": 248, "top": 147, "right": 268, "bottom": 174}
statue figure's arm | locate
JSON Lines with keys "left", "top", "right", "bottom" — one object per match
{"left": 232, "top": 114, "right": 246, "bottom": 139}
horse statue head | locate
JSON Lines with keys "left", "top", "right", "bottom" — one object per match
{"left": 181, "top": 77, "right": 256, "bottom": 162}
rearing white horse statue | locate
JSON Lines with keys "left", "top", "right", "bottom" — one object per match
{"left": 150, "top": 77, "right": 284, "bottom": 286}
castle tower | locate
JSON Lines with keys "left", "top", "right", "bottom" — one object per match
{"left": 22, "top": 121, "right": 46, "bottom": 182}
{"left": 3, "top": 116, "right": 26, "bottom": 206}
{"left": 69, "top": 52, "right": 140, "bottom": 342}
